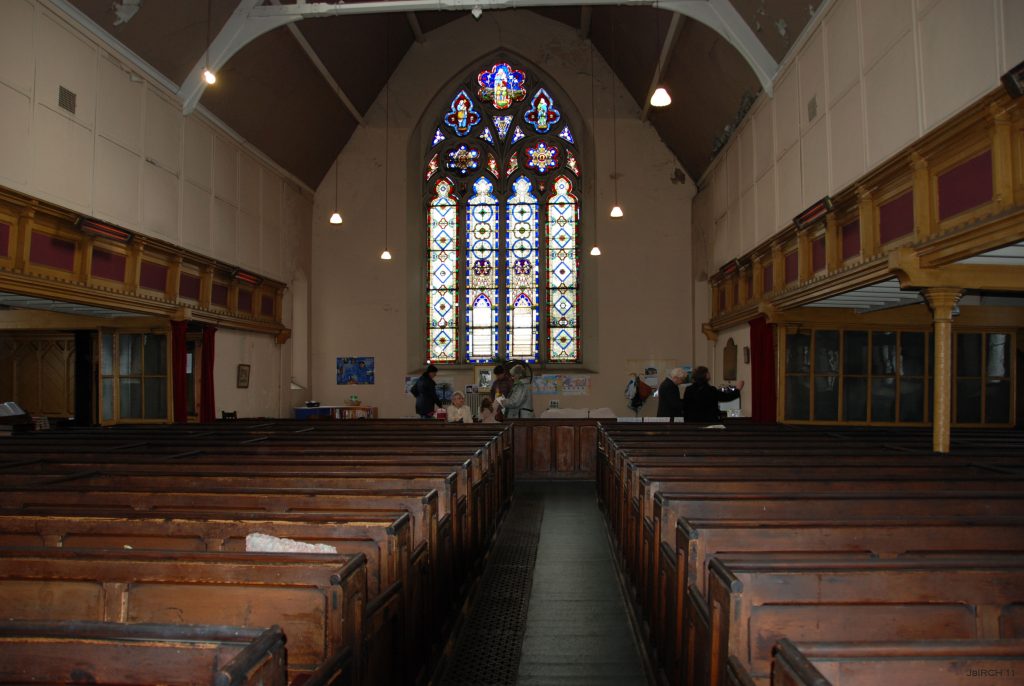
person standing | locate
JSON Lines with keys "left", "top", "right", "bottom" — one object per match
{"left": 411, "top": 364, "right": 441, "bottom": 419}
{"left": 489, "top": 364, "right": 514, "bottom": 420}
{"left": 656, "top": 367, "right": 688, "bottom": 418}
{"left": 500, "top": 365, "right": 534, "bottom": 418}
{"left": 682, "top": 366, "right": 744, "bottom": 422}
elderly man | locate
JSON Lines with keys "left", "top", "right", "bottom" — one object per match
{"left": 656, "top": 367, "right": 688, "bottom": 418}
{"left": 683, "top": 366, "right": 744, "bottom": 422}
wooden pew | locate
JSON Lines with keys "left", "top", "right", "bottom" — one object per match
{"left": 703, "top": 553, "right": 1024, "bottom": 686}
{"left": 0, "top": 548, "right": 386, "bottom": 683}
{"left": 661, "top": 518, "right": 1024, "bottom": 686}
{"left": 0, "top": 621, "right": 304, "bottom": 686}
{"left": 772, "top": 638, "right": 1024, "bottom": 686}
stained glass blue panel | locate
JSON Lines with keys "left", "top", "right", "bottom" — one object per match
{"left": 511, "top": 126, "right": 525, "bottom": 144}
{"left": 524, "top": 88, "right": 561, "bottom": 134}
{"left": 526, "top": 142, "right": 559, "bottom": 173}
{"left": 443, "top": 90, "right": 481, "bottom": 136}
{"left": 479, "top": 128, "right": 494, "bottom": 144}
{"left": 477, "top": 63, "right": 527, "bottom": 110}
{"left": 547, "top": 175, "right": 578, "bottom": 362}
{"left": 432, "top": 128, "right": 445, "bottom": 146}
{"left": 494, "top": 116, "right": 513, "bottom": 140}
{"left": 506, "top": 176, "right": 539, "bottom": 361}
{"left": 466, "top": 177, "right": 499, "bottom": 363}
{"left": 446, "top": 145, "right": 480, "bottom": 175}
{"left": 428, "top": 178, "right": 459, "bottom": 362}
{"left": 558, "top": 126, "right": 574, "bottom": 144}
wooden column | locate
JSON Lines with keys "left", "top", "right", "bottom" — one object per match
{"left": 911, "top": 153, "right": 934, "bottom": 239}
{"left": 825, "top": 214, "right": 841, "bottom": 273}
{"left": 797, "top": 229, "right": 812, "bottom": 282}
{"left": 923, "top": 287, "right": 963, "bottom": 454}
{"left": 990, "top": 102, "right": 1014, "bottom": 211}
{"left": 857, "top": 186, "right": 878, "bottom": 258}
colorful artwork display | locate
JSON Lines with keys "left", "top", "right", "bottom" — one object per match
{"left": 337, "top": 357, "right": 375, "bottom": 384}
{"left": 424, "top": 61, "right": 581, "bottom": 365}
{"left": 477, "top": 62, "right": 526, "bottom": 110}
{"left": 532, "top": 374, "right": 591, "bottom": 395}
{"left": 526, "top": 142, "right": 559, "bottom": 173}
{"left": 444, "top": 90, "right": 480, "bottom": 136}
{"left": 524, "top": 88, "right": 561, "bottom": 134}
{"left": 428, "top": 179, "right": 458, "bottom": 362}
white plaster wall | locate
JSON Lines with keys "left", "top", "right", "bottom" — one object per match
{"left": 0, "top": 0, "right": 314, "bottom": 418}
{"left": 311, "top": 12, "right": 695, "bottom": 418}
{"left": 692, "top": 0, "right": 1024, "bottom": 282}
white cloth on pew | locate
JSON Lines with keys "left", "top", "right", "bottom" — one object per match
{"left": 245, "top": 533, "right": 337, "bottom": 554}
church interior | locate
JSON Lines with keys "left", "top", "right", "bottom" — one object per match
{"left": 1, "top": 0, "right": 1023, "bottom": 684}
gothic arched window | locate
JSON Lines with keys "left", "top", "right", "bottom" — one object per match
{"left": 425, "top": 61, "right": 580, "bottom": 364}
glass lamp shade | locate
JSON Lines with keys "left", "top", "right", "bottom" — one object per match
{"left": 590, "top": 245, "right": 602, "bottom": 256}
{"left": 329, "top": 212, "right": 343, "bottom": 225}
{"left": 380, "top": 249, "right": 393, "bottom": 260}
{"left": 650, "top": 87, "right": 671, "bottom": 107}
{"left": 610, "top": 205, "right": 624, "bottom": 218}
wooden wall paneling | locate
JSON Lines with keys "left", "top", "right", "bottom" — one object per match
{"left": 531, "top": 425, "right": 552, "bottom": 473}
{"left": 555, "top": 425, "right": 575, "bottom": 472}
{"left": 513, "top": 424, "right": 530, "bottom": 474}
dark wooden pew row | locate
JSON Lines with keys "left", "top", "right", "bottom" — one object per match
{"left": 0, "top": 548, "right": 387, "bottom": 684}
{"left": 772, "top": 638, "right": 1024, "bottom": 686}
{"left": 703, "top": 554, "right": 1024, "bottom": 686}
{"left": 662, "top": 517, "right": 1024, "bottom": 686}
{"left": 0, "top": 621, "right": 316, "bottom": 686}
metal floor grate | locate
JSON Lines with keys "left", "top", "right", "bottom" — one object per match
{"left": 439, "top": 491, "right": 544, "bottom": 686}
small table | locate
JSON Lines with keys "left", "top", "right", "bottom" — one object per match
{"left": 293, "top": 405, "right": 378, "bottom": 420}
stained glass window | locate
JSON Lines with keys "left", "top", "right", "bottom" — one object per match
{"left": 429, "top": 179, "right": 459, "bottom": 362}
{"left": 424, "top": 60, "right": 580, "bottom": 364}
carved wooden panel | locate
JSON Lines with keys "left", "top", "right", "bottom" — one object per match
{"left": 531, "top": 425, "right": 552, "bottom": 473}
{"left": 0, "top": 335, "right": 75, "bottom": 416}
{"left": 579, "top": 425, "right": 598, "bottom": 473}
{"left": 513, "top": 424, "right": 530, "bottom": 474}
{"left": 555, "top": 426, "right": 575, "bottom": 472}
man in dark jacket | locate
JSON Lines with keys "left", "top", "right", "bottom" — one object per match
{"left": 682, "top": 366, "right": 744, "bottom": 422}
{"left": 656, "top": 367, "right": 687, "bottom": 418}
{"left": 412, "top": 364, "right": 441, "bottom": 419}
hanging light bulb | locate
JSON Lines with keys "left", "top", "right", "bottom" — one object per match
{"left": 380, "top": 249, "right": 393, "bottom": 260}
{"left": 610, "top": 21, "right": 623, "bottom": 220}
{"left": 328, "top": 161, "right": 342, "bottom": 224}
{"left": 650, "top": 87, "right": 671, "bottom": 107}
{"left": 203, "top": 68, "right": 217, "bottom": 85}
{"left": 590, "top": 245, "right": 602, "bottom": 256}
{"left": 380, "top": 17, "right": 393, "bottom": 262}
{"left": 610, "top": 205, "right": 624, "bottom": 218}
{"left": 202, "top": 1, "right": 216, "bottom": 86}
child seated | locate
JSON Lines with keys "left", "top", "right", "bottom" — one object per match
{"left": 447, "top": 391, "right": 474, "bottom": 423}
{"left": 477, "top": 397, "right": 498, "bottom": 423}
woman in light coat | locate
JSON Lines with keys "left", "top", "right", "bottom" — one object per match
{"left": 500, "top": 365, "right": 534, "bottom": 419}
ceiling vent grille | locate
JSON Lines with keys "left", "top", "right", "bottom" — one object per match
{"left": 58, "top": 86, "right": 77, "bottom": 115}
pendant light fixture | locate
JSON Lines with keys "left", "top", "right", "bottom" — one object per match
{"left": 649, "top": 2, "right": 671, "bottom": 107}
{"left": 589, "top": 41, "right": 602, "bottom": 256}
{"left": 329, "top": 161, "right": 342, "bottom": 224}
{"left": 380, "top": 16, "right": 392, "bottom": 261}
{"left": 609, "top": 15, "right": 623, "bottom": 219}
{"left": 202, "top": 0, "right": 216, "bottom": 85}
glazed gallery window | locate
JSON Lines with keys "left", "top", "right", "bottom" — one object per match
{"left": 426, "top": 61, "right": 580, "bottom": 364}
{"left": 100, "top": 332, "right": 169, "bottom": 423}
{"left": 783, "top": 328, "right": 1014, "bottom": 426}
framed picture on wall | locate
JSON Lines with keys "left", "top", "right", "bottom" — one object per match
{"left": 236, "top": 364, "right": 251, "bottom": 389}
{"left": 475, "top": 367, "right": 493, "bottom": 390}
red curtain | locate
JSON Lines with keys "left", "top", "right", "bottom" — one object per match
{"left": 200, "top": 325, "right": 217, "bottom": 423}
{"left": 170, "top": 321, "right": 187, "bottom": 424}
{"left": 749, "top": 315, "right": 777, "bottom": 423}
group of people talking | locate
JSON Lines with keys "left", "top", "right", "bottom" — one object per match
{"left": 411, "top": 363, "right": 533, "bottom": 422}
{"left": 656, "top": 366, "right": 744, "bottom": 422}
{"left": 412, "top": 362, "right": 741, "bottom": 423}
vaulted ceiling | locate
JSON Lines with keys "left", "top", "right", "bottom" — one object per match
{"left": 65, "top": 0, "right": 822, "bottom": 189}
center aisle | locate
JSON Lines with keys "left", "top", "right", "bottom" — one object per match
{"left": 516, "top": 481, "right": 649, "bottom": 686}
